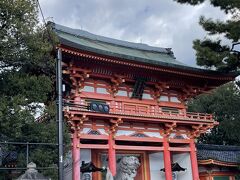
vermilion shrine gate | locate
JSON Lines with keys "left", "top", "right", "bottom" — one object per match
{"left": 51, "top": 22, "right": 236, "bottom": 180}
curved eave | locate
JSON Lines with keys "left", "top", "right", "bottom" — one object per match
{"left": 58, "top": 46, "right": 236, "bottom": 83}
{"left": 50, "top": 21, "right": 238, "bottom": 81}
{"left": 59, "top": 37, "right": 238, "bottom": 81}
{"left": 198, "top": 159, "right": 239, "bottom": 167}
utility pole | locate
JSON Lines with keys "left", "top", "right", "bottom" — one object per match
{"left": 57, "top": 48, "right": 64, "bottom": 180}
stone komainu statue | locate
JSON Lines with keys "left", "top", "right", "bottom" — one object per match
{"left": 114, "top": 156, "right": 140, "bottom": 180}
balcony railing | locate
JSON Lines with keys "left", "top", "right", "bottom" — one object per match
{"left": 63, "top": 100, "right": 214, "bottom": 122}
{"left": 109, "top": 105, "right": 213, "bottom": 121}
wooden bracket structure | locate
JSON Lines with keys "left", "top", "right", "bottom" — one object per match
{"left": 164, "top": 122, "right": 177, "bottom": 136}
{"left": 109, "top": 75, "right": 125, "bottom": 97}
{"left": 63, "top": 63, "right": 91, "bottom": 93}
{"left": 191, "top": 124, "right": 204, "bottom": 138}
{"left": 64, "top": 111, "right": 74, "bottom": 131}
{"left": 180, "top": 85, "right": 206, "bottom": 101}
{"left": 190, "top": 122, "right": 217, "bottom": 138}
{"left": 153, "top": 82, "right": 170, "bottom": 100}
{"left": 109, "top": 118, "right": 123, "bottom": 138}
{"left": 64, "top": 112, "right": 88, "bottom": 134}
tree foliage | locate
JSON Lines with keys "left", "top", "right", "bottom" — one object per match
{"left": 174, "top": 0, "right": 240, "bottom": 147}
{"left": 0, "top": 0, "right": 67, "bottom": 179}
{"left": 174, "top": 0, "right": 240, "bottom": 72}
{"left": 188, "top": 82, "right": 240, "bottom": 145}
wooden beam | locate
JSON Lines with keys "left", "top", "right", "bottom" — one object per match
{"left": 80, "top": 134, "right": 108, "bottom": 140}
{"left": 114, "top": 145, "right": 164, "bottom": 151}
{"left": 168, "top": 138, "right": 190, "bottom": 143}
{"left": 115, "top": 136, "right": 163, "bottom": 142}
{"left": 169, "top": 147, "right": 191, "bottom": 152}
{"left": 80, "top": 144, "right": 108, "bottom": 149}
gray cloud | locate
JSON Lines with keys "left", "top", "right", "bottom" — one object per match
{"left": 39, "top": 0, "right": 226, "bottom": 66}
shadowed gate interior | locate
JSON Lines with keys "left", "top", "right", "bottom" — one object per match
{"left": 92, "top": 150, "right": 150, "bottom": 180}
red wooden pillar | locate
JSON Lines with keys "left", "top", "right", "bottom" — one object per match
{"left": 108, "top": 133, "right": 116, "bottom": 176}
{"left": 190, "top": 139, "right": 200, "bottom": 180}
{"left": 163, "top": 137, "right": 172, "bottom": 180}
{"left": 72, "top": 129, "right": 80, "bottom": 180}
{"left": 72, "top": 95, "right": 81, "bottom": 180}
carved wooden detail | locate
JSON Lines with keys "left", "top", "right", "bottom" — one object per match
{"left": 155, "top": 82, "right": 170, "bottom": 93}
{"left": 179, "top": 85, "right": 208, "bottom": 101}
{"left": 108, "top": 75, "right": 125, "bottom": 96}
{"left": 151, "top": 82, "right": 170, "bottom": 100}
{"left": 63, "top": 62, "right": 91, "bottom": 92}
{"left": 65, "top": 112, "right": 88, "bottom": 135}
{"left": 164, "top": 122, "right": 177, "bottom": 136}
{"left": 88, "top": 129, "right": 101, "bottom": 135}
{"left": 109, "top": 118, "right": 123, "bottom": 137}
{"left": 190, "top": 124, "right": 214, "bottom": 138}
{"left": 131, "top": 133, "right": 148, "bottom": 138}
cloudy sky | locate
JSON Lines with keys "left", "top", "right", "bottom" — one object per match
{"left": 39, "top": 0, "right": 227, "bottom": 66}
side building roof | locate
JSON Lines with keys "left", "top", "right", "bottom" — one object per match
{"left": 197, "top": 144, "right": 240, "bottom": 166}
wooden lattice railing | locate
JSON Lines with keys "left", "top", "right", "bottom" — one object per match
{"left": 63, "top": 99, "right": 214, "bottom": 122}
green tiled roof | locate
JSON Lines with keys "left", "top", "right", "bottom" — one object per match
{"left": 50, "top": 22, "right": 238, "bottom": 76}
{"left": 58, "top": 32, "right": 184, "bottom": 65}
{"left": 51, "top": 22, "right": 189, "bottom": 67}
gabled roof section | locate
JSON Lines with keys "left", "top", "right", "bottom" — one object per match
{"left": 50, "top": 22, "right": 187, "bottom": 67}
{"left": 197, "top": 144, "right": 240, "bottom": 165}
{"left": 50, "top": 22, "right": 238, "bottom": 78}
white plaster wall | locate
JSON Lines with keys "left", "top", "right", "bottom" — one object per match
{"left": 81, "top": 128, "right": 91, "bottom": 134}
{"left": 64, "top": 149, "right": 92, "bottom": 180}
{"left": 98, "top": 128, "right": 108, "bottom": 135}
{"left": 144, "top": 132, "right": 163, "bottom": 138}
{"left": 169, "top": 133, "right": 176, "bottom": 138}
{"left": 181, "top": 134, "right": 189, "bottom": 139}
{"left": 172, "top": 153, "right": 192, "bottom": 180}
{"left": 115, "top": 130, "right": 135, "bottom": 136}
{"left": 149, "top": 152, "right": 166, "bottom": 180}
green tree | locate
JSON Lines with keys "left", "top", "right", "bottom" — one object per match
{"left": 0, "top": 0, "right": 67, "bottom": 179}
{"left": 188, "top": 82, "right": 240, "bottom": 145}
{"left": 174, "top": 0, "right": 240, "bottom": 72}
